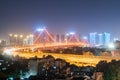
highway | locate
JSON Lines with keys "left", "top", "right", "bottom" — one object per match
{"left": 11, "top": 51, "right": 120, "bottom": 67}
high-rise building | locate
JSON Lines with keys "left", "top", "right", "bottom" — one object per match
{"left": 29, "top": 35, "right": 34, "bottom": 45}
{"left": 14, "top": 34, "right": 18, "bottom": 46}
{"left": 8, "top": 34, "right": 24, "bottom": 46}
{"left": 89, "top": 32, "right": 111, "bottom": 46}
{"left": 18, "top": 35, "right": 24, "bottom": 46}
{"left": 23, "top": 34, "right": 34, "bottom": 45}
{"left": 0, "top": 40, "right": 6, "bottom": 47}
{"left": 103, "top": 32, "right": 111, "bottom": 45}
{"left": 9, "top": 34, "right": 14, "bottom": 46}
{"left": 79, "top": 34, "right": 82, "bottom": 41}
{"left": 89, "top": 32, "right": 97, "bottom": 45}
{"left": 98, "top": 34, "right": 103, "bottom": 45}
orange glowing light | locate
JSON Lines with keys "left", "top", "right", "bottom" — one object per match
{"left": 14, "top": 34, "right": 18, "bottom": 37}
{"left": 9, "top": 34, "right": 13, "bottom": 37}
{"left": 20, "top": 35, "right": 23, "bottom": 38}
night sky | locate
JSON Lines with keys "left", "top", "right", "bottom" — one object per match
{"left": 0, "top": 0, "right": 120, "bottom": 39}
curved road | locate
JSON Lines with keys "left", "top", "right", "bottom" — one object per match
{"left": 11, "top": 52, "right": 120, "bottom": 67}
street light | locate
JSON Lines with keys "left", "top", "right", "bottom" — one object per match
{"left": 29, "top": 34, "right": 33, "bottom": 37}
{"left": 26, "top": 36, "right": 29, "bottom": 39}
{"left": 14, "top": 34, "right": 18, "bottom": 37}
{"left": 20, "top": 35, "right": 23, "bottom": 38}
{"left": 9, "top": 34, "right": 13, "bottom": 37}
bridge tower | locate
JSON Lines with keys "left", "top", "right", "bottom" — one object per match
{"left": 34, "top": 28, "right": 55, "bottom": 45}
{"left": 67, "top": 32, "right": 80, "bottom": 43}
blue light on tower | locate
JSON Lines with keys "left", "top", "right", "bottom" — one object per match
{"left": 36, "top": 25, "right": 46, "bottom": 32}
{"left": 69, "top": 32, "right": 75, "bottom": 35}
{"left": 36, "top": 28, "right": 44, "bottom": 32}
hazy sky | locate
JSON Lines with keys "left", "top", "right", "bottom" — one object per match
{"left": 0, "top": 0, "right": 120, "bottom": 39}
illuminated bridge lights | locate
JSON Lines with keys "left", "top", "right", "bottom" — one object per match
{"left": 36, "top": 28, "right": 45, "bottom": 32}
{"left": 8, "top": 28, "right": 90, "bottom": 51}
{"left": 69, "top": 32, "right": 75, "bottom": 35}
{"left": 34, "top": 28, "right": 89, "bottom": 47}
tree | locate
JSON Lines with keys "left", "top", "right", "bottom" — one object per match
{"left": 96, "top": 60, "right": 120, "bottom": 80}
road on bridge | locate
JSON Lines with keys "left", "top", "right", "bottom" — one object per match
{"left": 10, "top": 52, "right": 120, "bottom": 67}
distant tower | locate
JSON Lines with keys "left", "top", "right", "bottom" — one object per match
{"left": 79, "top": 34, "right": 82, "bottom": 41}
{"left": 14, "top": 34, "right": 19, "bottom": 46}
{"left": 9, "top": 34, "right": 14, "bottom": 46}
{"left": 18, "top": 35, "right": 24, "bottom": 46}
{"left": 103, "top": 32, "right": 111, "bottom": 45}
{"left": 56, "top": 34, "right": 60, "bottom": 43}
{"left": 98, "top": 34, "right": 103, "bottom": 45}
{"left": 89, "top": 32, "right": 97, "bottom": 45}
{"left": 0, "top": 40, "right": 6, "bottom": 47}
{"left": 61, "top": 34, "right": 65, "bottom": 43}
{"left": 27, "top": 34, "right": 34, "bottom": 45}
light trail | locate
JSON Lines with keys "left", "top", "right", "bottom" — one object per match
{"left": 4, "top": 48, "right": 120, "bottom": 67}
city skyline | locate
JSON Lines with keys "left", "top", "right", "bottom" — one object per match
{"left": 7, "top": 30, "right": 112, "bottom": 47}
{"left": 1, "top": 1, "right": 120, "bottom": 79}
{"left": 1, "top": 0, "right": 120, "bottom": 39}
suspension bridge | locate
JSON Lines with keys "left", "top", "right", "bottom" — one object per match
{"left": 29, "top": 28, "right": 89, "bottom": 49}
